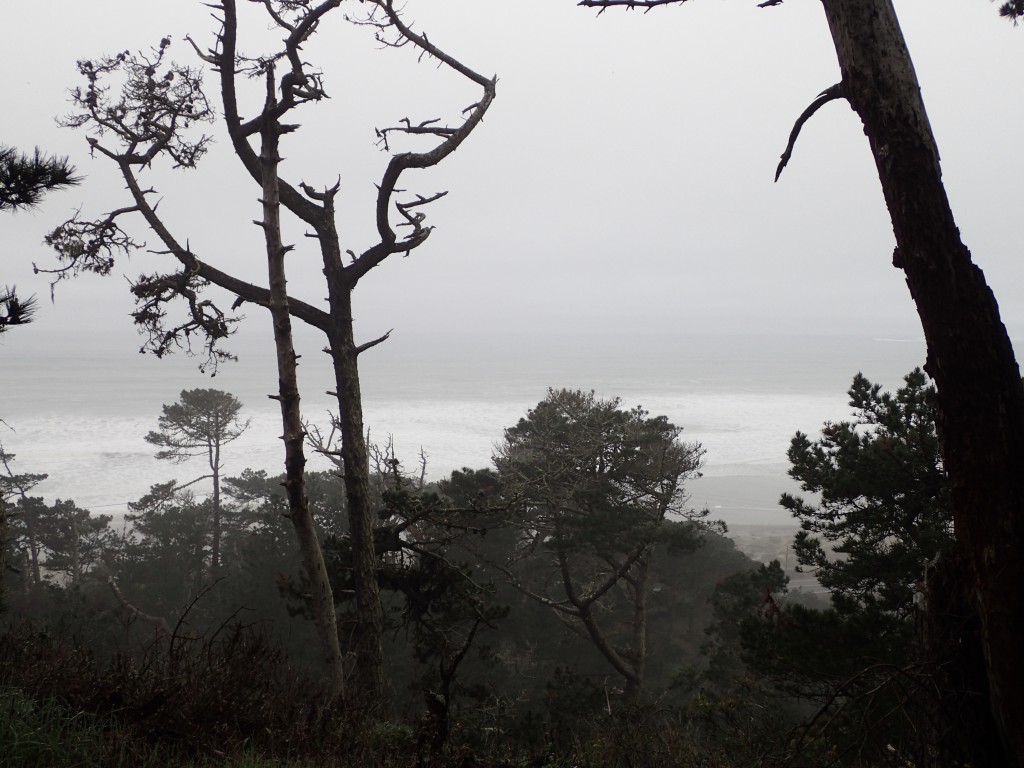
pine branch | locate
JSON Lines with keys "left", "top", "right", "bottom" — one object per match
{"left": 0, "top": 145, "right": 81, "bottom": 212}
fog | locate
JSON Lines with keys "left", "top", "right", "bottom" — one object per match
{"left": 3, "top": 0, "right": 1023, "bottom": 358}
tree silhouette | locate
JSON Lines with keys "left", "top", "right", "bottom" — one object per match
{"left": 493, "top": 389, "right": 708, "bottom": 702}
{"left": 1, "top": 146, "right": 80, "bottom": 336}
{"left": 0, "top": 287, "right": 37, "bottom": 336}
{"left": 578, "top": 2, "right": 1024, "bottom": 762}
{"left": 41, "top": 0, "right": 495, "bottom": 702}
{"left": 1, "top": 446, "right": 47, "bottom": 609}
{"left": 146, "top": 388, "right": 249, "bottom": 577}
{"left": 783, "top": 369, "right": 952, "bottom": 623}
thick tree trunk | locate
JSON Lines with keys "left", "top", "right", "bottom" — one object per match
{"left": 326, "top": 307, "right": 386, "bottom": 709}
{"left": 260, "top": 82, "right": 346, "bottom": 700}
{"left": 212, "top": 0, "right": 492, "bottom": 712}
{"left": 0, "top": 501, "right": 6, "bottom": 609}
{"left": 820, "top": 2, "right": 1024, "bottom": 765}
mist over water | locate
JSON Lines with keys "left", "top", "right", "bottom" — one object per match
{"left": 3, "top": 330, "right": 930, "bottom": 525}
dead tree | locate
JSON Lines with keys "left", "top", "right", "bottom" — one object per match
{"left": 42, "top": 1, "right": 496, "bottom": 706}
{"left": 580, "top": 1, "right": 1024, "bottom": 764}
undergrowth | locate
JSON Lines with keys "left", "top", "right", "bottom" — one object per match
{"left": 0, "top": 620, "right": 774, "bottom": 768}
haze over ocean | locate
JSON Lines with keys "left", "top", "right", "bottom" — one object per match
{"left": 3, "top": 330, "right": 934, "bottom": 527}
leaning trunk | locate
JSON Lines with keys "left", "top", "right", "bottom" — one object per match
{"left": 821, "top": 2, "right": 1024, "bottom": 764}
{"left": 327, "top": 307, "right": 385, "bottom": 708}
{"left": 260, "top": 75, "right": 346, "bottom": 700}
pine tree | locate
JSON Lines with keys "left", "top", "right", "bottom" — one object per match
{"left": 1, "top": 447, "right": 47, "bottom": 609}
{"left": 782, "top": 369, "right": 952, "bottom": 625}
{"left": 0, "top": 145, "right": 79, "bottom": 212}
{"left": 145, "top": 389, "right": 249, "bottom": 578}
{"left": 0, "top": 287, "right": 37, "bottom": 335}
{"left": 493, "top": 388, "right": 708, "bottom": 702}
{"left": 1, "top": 146, "right": 79, "bottom": 335}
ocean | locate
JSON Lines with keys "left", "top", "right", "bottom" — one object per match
{"left": 2, "top": 330, "right": 931, "bottom": 527}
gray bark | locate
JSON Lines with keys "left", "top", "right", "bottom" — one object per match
{"left": 326, "top": 317, "right": 385, "bottom": 708}
{"left": 259, "top": 69, "right": 346, "bottom": 700}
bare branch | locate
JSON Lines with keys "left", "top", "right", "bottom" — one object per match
{"left": 299, "top": 177, "right": 340, "bottom": 202}
{"left": 184, "top": 34, "right": 220, "bottom": 65}
{"left": 346, "top": 0, "right": 497, "bottom": 283}
{"left": 108, "top": 576, "right": 172, "bottom": 637}
{"left": 356, "top": 328, "right": 393, "bottom": 355}
{"left": 116, "top": 154, "right": 331, "bottom": 342}
{"left": 163, "top": 473, "right": 216, "bottom": 492}
{"left": 375, "top": 117, "right": 456, "bottom": 152}
{"left": 257, "top": 0, "right": 298, "bottom": 32}
{"left": 578, "top": 0, "right": 689, "bottom": 10}
{"left": 775, "top": 82, "right": 846, "bottom": 182}
{"left": 218, "top": 0, "right": 328, "bottom": 230}
{"left": 305, "top": 415, "right": 345, "bottom": 471}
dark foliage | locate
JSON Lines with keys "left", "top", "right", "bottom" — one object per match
{"left": 0, "top": 287, "right": 37, "bottom": 335}
{"left": 999, "top": 0, "right": 1024, "bottom": 22}
{"left": 491, "top": 389, "right": 710, "bottom": 702}
{"left": 711, "top": 370, "right": 970, "bottom": 766}
{"left": 0, "top": 145, "right": 80, "bottom": 212}
{"left": 0, "top": 620, "right": 341, "bottom": 761}
{"left": 782, "top": 369, "right": 952, "bottom": 624}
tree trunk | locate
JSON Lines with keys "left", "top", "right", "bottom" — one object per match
{"left": 70, "top": 509, "right": 81, "bottom": 587}
{"left": 558, "top": 547, "right": 642, "bottom": 703}
{"left": 211, "top": 439, "right": 221, "bottom": 578}
{"left": 327, "top": 309, "right": 386, "bottom": 708}
{"left": 625, "top": 553, "right": 651, "bottom": 703}
{"left": 26, "top": 522, "right": 41, "bottom": 589}
{"left": 260, "top": 75, "right": 346, "bottom": 700}
{"left": 0, "top": 500, "right": 8, "bottom": 609}
{"left": 820, "top": 2, "right": 1024, "bottom": 764}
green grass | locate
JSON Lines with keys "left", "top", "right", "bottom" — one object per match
{"left": 3, "top": 685, "right": 140, "bottom": 767}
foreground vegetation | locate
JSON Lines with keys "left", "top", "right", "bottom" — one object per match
{"left": 0, "top": 621, "right": 793, "bottom": 768}
{"left": 1, "top": 371, "right": 970, "bottom": 766}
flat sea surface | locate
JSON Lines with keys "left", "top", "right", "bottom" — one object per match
{"left": 3, "top": 330, "right": 932, "bottom": 527}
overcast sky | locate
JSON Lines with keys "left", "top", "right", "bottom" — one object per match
{"left": 3, "top": 0, "right": 1024, "bottom": 358}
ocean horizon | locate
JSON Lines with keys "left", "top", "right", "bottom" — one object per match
{"left": 3, "top": 330, "right": 934, "bottom": 527}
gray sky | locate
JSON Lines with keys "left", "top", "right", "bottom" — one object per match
{"left": 3, "top": 0, "right": 1024, "bottom": 355}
